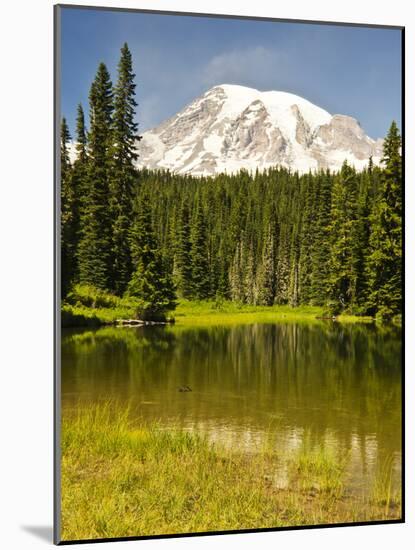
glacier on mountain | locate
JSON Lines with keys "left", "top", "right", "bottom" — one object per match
{"left": 135, "top": 84, "right": 383, "bottom": 176}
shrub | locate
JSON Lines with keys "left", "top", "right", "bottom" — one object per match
{"left": 322, "top": 300, "right": 342, "bottom": 317}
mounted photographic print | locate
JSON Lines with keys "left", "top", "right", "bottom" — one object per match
{"left": 54, "top": 4, "right": 404, "bottom": 544}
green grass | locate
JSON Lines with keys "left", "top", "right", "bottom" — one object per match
{"left": 173, "top": 299, "right": 373, "bottom": 326}
{"left": 62, "top": 285, "right": 141, "bottom": 327}
{"left": 61, "top": 403, "right": 401, "bottom": 541}
{"left": 62, "top": 302, "right": 137, "bottom": 327}
{"left": 61, "top": 286, "right": 375, "bottom": 328}
{"left": 288, "top": 436, "right": 349, "bottom": 499}
{"left": 371, "top": 454, "right": 401, "bottom": 516}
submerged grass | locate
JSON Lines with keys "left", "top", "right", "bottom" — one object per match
{"left": 61, "top": 403, "right": 401, "bottom": 541}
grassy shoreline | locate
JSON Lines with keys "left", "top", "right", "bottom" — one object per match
{"left": 62, "top": 298, "right": 375, "bottom": 328}
{"left": 61, "top": 404, "right": 401, "bottom": 541}
{"left": 174, "top": 300, "right": 374, "bottom": 326}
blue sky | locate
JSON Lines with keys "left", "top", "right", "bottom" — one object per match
{"left": 60, "top": 7, "right": 402, "bottom": 139}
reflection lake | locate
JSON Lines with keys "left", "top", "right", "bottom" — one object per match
{"left": 62, "top": 321, "right": 402, "bottom": 494}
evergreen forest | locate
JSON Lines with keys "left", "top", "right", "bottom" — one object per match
{"left": 61, "top": 43, "right": 402, "bottom": 322}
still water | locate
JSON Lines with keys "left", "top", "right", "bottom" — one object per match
{"left": 62, "top": 322, "right": 402, "bottom": 492}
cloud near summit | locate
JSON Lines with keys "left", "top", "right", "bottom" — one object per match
{"left": 201, "top": 46, "right": 289, "bottom": 91}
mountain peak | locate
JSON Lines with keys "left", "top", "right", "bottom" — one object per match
{"left": 212, "top": 83, "right": 321, "bottom": 107}
{"left": 136, "top": 85, "right": 382, "bottom": 176}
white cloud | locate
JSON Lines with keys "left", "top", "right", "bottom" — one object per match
{"left": 137, "top": 95, "right": 164, "bottom": 132}
{"left": 134, "top": 46, "right": 292, "bottom": 130}
{"left": 201, "top": 46, "right": 288, "bottom": 90}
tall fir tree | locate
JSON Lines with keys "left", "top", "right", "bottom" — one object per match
{"left": 68, "top": 103, "right": 89, "bottom": 284}
{"left": 288, "top": 231, "right": 300, "bottom": 307}
{"left": 77, "top": 63, "right": 114, "bottom": 290}
{"left": 256, "top": 225, "right": 276, "bottom": 305}
{"left": 229, "top": 239, "right": 245, "bottom": 302}
{"left": 366, "top": 121, "right": 402, "bottom": 319}
{"left": 327, "top": 162, "right": 360, "bottom": 312}
{"left": 298, "top": 174, "right": 316, "bottom": 304}
{"left": 310, "top": 171, "right": 332, "bottom": 304}
{"left": 354, "top": 169, "right": 372, "bottom": 309}
{"left": 111, "top": 43, "right": 140, "bottom": 294}
{"left": 60, "top": 117, "right": 71, "bottom": 178}
{"left": 72, "top": 103, "right": 89, "bottom": 203}
{"left": 190, "top": 200, "right": 211, "bottom": 299}
{"left": 216, "top": 242, "right": 231, "bottom": 299}
{"left": 275, "top": 224, "right": 290, "bottom": 304}
{"left": 75, "top": 103, "right": 87, "bottom": 163}
{"left": 127, "top": 196, "right": 177, "bottom": 320}
{"left": 174, "top": 199, "right": 193, "bottom": 297}
{"left": 60, "top": 117, "right": 75, "bottom": 297}
{"left": 243, "top": 240, "right": 256, "bottom": 304}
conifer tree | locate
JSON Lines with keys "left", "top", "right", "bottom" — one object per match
{"left": 354, "top": 169, "right": 372, "bottom": 309}
{"left": 310, "top": 171, "right": 332, "bottom": 304}
{"left": 327, "top": 162, "right": 360, "bottom": 312}
{"left": 127, "top": 196, "right": 177, "bottom": 320}
{"left": 275, "top": 224, "right": 290, "bottom": 304}
{"left": 111, "top": 43, "right": 140, "bottom": 294}
{"left": 298, "top": 174, "right": 316, "bottom": 304}
{"left": 77, "top": 63, "right": 114, "bottom": 290}
{"left": 174, "top": 199, "right": 193, "bottom": 298}
{"left": 72, "top": 104, "right": 89, "bottom": 203}
{"left": 256, "top": 225, "right": 276, "bottom": 305}
{"left": 243, "top": 241, "right": 256, "bottom": 305}
{"left": 216, "top": 243, "right": 230, "bottom": 299}
{"left": 75, "top": 103, "right": 87, "bottom": 163}
{"left": 288, "top": 231, "right": 300, "bottom": 307}
{"left": 366, "top": 121, "right": 402, "bottom": 319}
{"left": 60, "top": 117, "right": 71, "bottom": 178}
{"left": 229, "top": 240, "right": 244, "bottom": 302}
{"left": 60, "top": 117, "right": 74, "bottom": 297}
{"left": 68, "top": 104, "right": 88, "bottom": 283}
{"left": 190, "top": 201, "right": 210, "bottom": 299}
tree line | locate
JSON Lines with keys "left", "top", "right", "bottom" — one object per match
{"left": 61, "top": 43, "right": 402, "bottom": 321}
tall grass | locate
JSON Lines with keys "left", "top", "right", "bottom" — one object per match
{"left": 371, "top": 454, "right": 401, "bottom": 515}
{"left": 288, "top": 439, "right": 348, "bottom": 499}
{"left": 60, "top": 403, "right": 401, "bottom": 541}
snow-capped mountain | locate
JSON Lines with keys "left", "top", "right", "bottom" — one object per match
{"left": 135, "top": 84, "right": 383, "bottom": 175}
